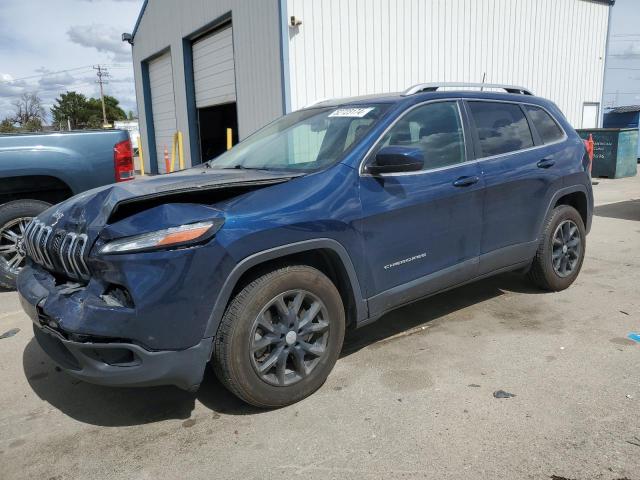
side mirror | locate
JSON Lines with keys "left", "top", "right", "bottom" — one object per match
{"left": 366, "top": 146, "right": 424, "bottom": 175}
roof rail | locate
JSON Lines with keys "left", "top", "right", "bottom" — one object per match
{"left": 402, "top": 82, "right": 534, "bottom": 96}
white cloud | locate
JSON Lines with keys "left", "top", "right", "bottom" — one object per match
{"left": 67, "top": 24, "right": 132, "bottom": 62}
{"left": 0, "top": 74, "right": 28, "bottom": 99}
{"left": 0, "top": 0, "right": 142, "bottom": 120}
{"left": 37, "top": 71, "right": 78, "bottom": 90}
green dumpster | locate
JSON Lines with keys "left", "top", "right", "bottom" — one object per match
{"left": 576, "top": 128, "right": 638, "bottom": 179}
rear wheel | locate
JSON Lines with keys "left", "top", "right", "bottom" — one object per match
{"left": 0, "top": 200, "right": 51, "bottom": 289}
{"left": 528, "top": 205, "right": 586, "bottom": 291}
{"left": 213, "top": 265, "right": 345, "bottom": 408}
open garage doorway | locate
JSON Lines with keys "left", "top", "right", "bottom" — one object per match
{"left": 197, "top": 102, "right": 238, "bottom": 163}
{"left": 191, "top": 24, "right": 238, "bottom": 165}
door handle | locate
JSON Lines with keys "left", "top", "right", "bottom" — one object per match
{"left": 537, "top": 158, "right": 555, "bottom": 169}
{"left": 452, "top": 175, "right": 480, "bottom": 187}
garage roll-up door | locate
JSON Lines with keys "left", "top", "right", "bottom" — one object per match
{"left": 193, "top": 26, "right": 236, "bottom": 108}
{"left": 148, "top": 52, "right": 177, "bottom": 173}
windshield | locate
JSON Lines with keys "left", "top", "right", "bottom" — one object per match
{"left": 205, "top": 104, "right": 390, "bottom": 171}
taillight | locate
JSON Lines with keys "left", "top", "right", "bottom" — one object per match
{"left": 584, "top": 134, "right": 594, "bottom": 174}
{"left": 114, "top": 139, "right": 135, "bottom": 182}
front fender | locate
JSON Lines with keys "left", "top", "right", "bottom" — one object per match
{"left": 203, "top": 238, "right": 367, "bottom": 338}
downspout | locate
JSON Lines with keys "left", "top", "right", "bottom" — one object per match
{"left": 599, "top": 3, "right": 614, "bottom": 127}
{"left": 278, "top": 0, "right": 292, "bottom": 114}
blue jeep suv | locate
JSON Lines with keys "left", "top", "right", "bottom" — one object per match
{"left": 17, "top": 83, "right": 593, "bottom": 407}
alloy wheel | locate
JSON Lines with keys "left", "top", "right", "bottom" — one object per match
{"left": 551, "top": 219, "right": 581, "bottom": 278}
{"left": 0, "top": 217, "right": 31, "bottom": 275}
{"left": 250, "top": 289, "right": 330, "bottom": 387}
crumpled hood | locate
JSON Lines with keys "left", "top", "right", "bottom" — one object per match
{"left": 35, "top": 168, "right": 301, "bottom": 242}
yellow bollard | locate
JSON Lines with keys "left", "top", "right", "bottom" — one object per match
{"left": 227, "top": 128, "right": 233, "bottom": 150}
{"left": 137, "top": 135, "right": 145, "bottom": 176}
{"left": 170, "top": 133, "right": 177, "bottom": 173}
{"left": 178, "top": 131, "right": 184, "bottom": 170}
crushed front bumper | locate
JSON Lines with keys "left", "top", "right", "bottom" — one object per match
{"left": 17, "top": 264, "right": 213, "bottom": 391}
{"left": 29, "top": 324, "right": 212, "bottom": 391}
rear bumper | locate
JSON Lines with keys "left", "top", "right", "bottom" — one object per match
{"left": 30, "top": 323, "right": 212, "bottom": 391}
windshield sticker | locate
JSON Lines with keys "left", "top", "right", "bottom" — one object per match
{"left": 329, "top": 107, "right": 375, "bottom": 118}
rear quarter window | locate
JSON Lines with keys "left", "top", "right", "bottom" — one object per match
{"left": 524, "top": 105, "right": 565, "bottom": 144}
{"left": 468, "top": 101, "right": 534, "bottom": 157}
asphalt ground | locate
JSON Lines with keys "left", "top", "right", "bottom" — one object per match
{"left": 1, "top": 169, "right": 639, "bottom": 479}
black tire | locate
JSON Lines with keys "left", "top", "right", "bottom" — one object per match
{"left": 0, "top": 199, "right": 51, "bottom": 290}
{"left": 213, "top": 265, "right": 345, "bottom": 408}
{"left": 528, "top": 205, "right": 586, "bottom": 291}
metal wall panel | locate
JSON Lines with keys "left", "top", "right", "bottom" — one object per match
{"left": 285, "top": 0, "right": 610, "bottom": 127}
{"left": 193, "top": 26, "right": 237, "bottom": 108}
{"left": 132, "top": 0, "right": 284, "bottom": 169}
{"left": 148, "top": 52, "right": 177, "bottom": 173}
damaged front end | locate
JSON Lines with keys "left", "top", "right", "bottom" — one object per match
{"left": 18, "top": 202, "right": 229, "bottom": 390}
{"left": 19, "top": 263, "right": 214, "bottom": 391}
{"left": 17, "top": 169, "right": 299, "bottom": 390}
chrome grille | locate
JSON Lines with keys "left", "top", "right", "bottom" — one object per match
{"left": 24, "top": 219, "right": 90, "bottom": 281}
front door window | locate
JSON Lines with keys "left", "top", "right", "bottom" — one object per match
{"left": 376, "top": 101, "right": 466, "bottom": 171}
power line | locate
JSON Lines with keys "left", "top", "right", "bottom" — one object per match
{"left": 0, "top": 65, "right": 95, "bottom": 84}
{"left": 0, "top": 64, "right": 132, "bottom": 85}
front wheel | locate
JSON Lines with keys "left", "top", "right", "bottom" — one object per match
{"left": 528, "top": 205, "right": 586, "bottom": 291}
{"left": 213, "top": 265, "right": 345, "bottom": 408}
{"left": 0, "top": 200, "right": 51, "bottom": 289}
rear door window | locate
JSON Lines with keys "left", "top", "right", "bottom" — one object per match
{"left": 467, "top": 102, "right": 534, "bottom": 157}
{"left": 524, "top": 105, "right": 564, "bottom": 144}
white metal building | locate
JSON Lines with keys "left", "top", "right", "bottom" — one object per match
{"left": 129, "top": 0, "right": 614, "bottom": 173}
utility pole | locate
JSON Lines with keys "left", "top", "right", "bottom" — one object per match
{"left": 93, "top": 65, "right": 109, "bottom": 127}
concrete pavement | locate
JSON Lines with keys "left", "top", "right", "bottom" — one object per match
{"left": 1, "top": 169, "right": 639, "bottom": 480}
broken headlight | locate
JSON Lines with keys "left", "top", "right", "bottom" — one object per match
{"left": 99, "top": 220, "right": 223, "bottom": 254}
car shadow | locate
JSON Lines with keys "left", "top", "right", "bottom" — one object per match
{"left": 341, "top": 271, "right": 533, "bottom": 356}
{"left": 23, "top": 338, "right": 263, "bottom": 427}
{"left": 23, "top": 271, "right": 536, "bottom": 426}
{"left": 594, "top": 199, "right": 640, "bottom": 222}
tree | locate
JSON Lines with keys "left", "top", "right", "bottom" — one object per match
{"left": 50, "top": 92, "right": 127, "bottom": 129}
{"left": 0, "top": 118, "right": 17, "bottom": 133}
{"left": 22, "top": 118, "right": 43, "bottom": 132}
{"left": 86, "top": 95, "right": 127, "bottom": 127}
{"left": 50, "top": 91, "right": 89, "bottom": 130}
{"left": 12, "top": 92, "right": 46, "bottom": 127}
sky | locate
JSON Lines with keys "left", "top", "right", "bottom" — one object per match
{"left": 0, "top": 0, "right": 144, "bottom": 123}
{"left": 602, "top": 0, "right": 640, "bottom": 108}
{"left": 0, "top": 0, "right": 638, "bottom": 124}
